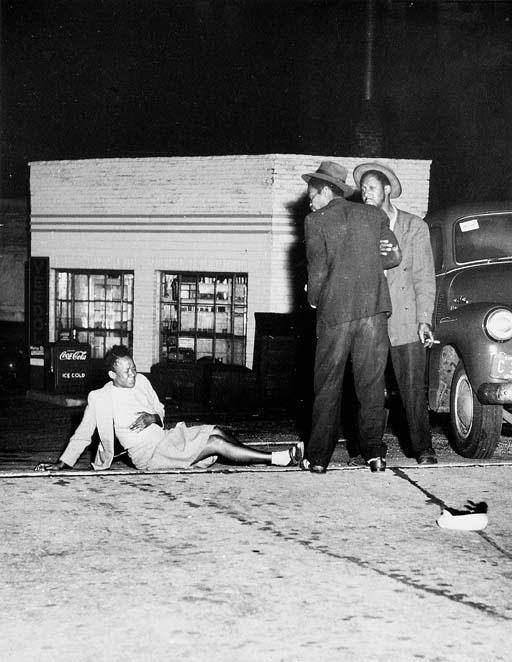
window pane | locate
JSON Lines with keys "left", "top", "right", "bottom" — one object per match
{"left": 180, "top": 276, "right": 196, "bottom": 302}
{"left": 197, "top": 337, "right": 213, "bottom": 361}
{"left": 232, "top": 339, "right": 246, "bottom": 366}
{"left": 123, "top": 275, "right": 134, "bottom": 300}
{"left": 178, "top": 336, "right": 195, "bottom": 362}
{"left": 163, "top": 334, "right": 178, "bottom": 361}
{"left": 198, "top": 277, "right": 215, "bottom": 301}
{"left": 105, "top": 332, "right": 123, "bottom": 353}
{"left": 215, "top": 338, "right": 232, "bottom": 364}
{"left": 123, "top": 303, "right": 133, "bottom": 331}
{"left": 92, "top": 275, "right": 105, "bottom": 300}
{"left": 162, "top": 303, "right": 178, "bottom": 330}
{"left": 56, "top": 272, "right": 70, "bottom": 299}
{"left": 216, "top": 277, "right": 231, "bottom": 302}
{"left": 197, "top": 305, "right": 214, "bottom": 332}
{"left": 105, "top": 302, "right": 119, "bottom": 329}
{"left": 74, "top": 274, "right": 89, "bottom": 300}
{"left": 180, "top": 305, "right": 196, "bottom": 332}
{"left": 91, "top": 333, "right": 105, "bottom": 358}
{"left": 215, "top": 306, "right": 231, "bottom": 334}
{"left": 234, "top": 307, "right": 246, "bottom": 335}
{"left": 55, "top": 271, "right": 133, "bottom": 358}
{"left": 106, "top": 275, "right": 122, "bottom": 301}
{"left": 159, "top": 271, "right": 247, "bottom": 365}
{"left": 73, "top": 301, "right": 89, "bottom": 328}
{"left": 454, "top": 214, "right": 512, "bottom": 263}
{"left": 234, "top": 279, "right": 247, "bottom": 304}
{"left": 93, "top": 301, "right": 106, "bottom": 328}
{"left": 429, "top": 227, "right": 443, "bottom": 273}
{"left": 161, "top": 274, "right": 177, "bottom": 301}
{"left": 56, "top": 301, "right": 71, "bottom": 330}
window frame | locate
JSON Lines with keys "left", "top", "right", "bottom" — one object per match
{"left": 453, "top": 212, "right": 512, "bottom": 265}
{"left": 160, "top": 271, "right": 248, "bottom": 365}
{"left": 54, "top": 269, "right": 134, "bottom": 359}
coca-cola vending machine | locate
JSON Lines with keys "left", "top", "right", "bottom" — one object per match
{"left": 49, "top": 340, "right": 91, "bottom": 394}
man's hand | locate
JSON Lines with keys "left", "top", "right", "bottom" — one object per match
{"left": 380, "top": 240, "right": 402, "bottom": 269}
{"left": 34, "top": 460, "right": 66, "bottom": 472}
{"left": 130, "top": 411, "right": 162, "bottom": 433}
{"left": 380, "top": 239, "right": 395, "bottom": 255}
{"left": 418, "top": 322, "right": 435, "bottom": 348}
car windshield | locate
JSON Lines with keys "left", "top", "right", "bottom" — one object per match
{"left": 454, "top": 213, "right": 512, "bottom": 263}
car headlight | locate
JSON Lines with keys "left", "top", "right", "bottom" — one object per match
{"left": 485, "top": 308, "right": 512, "bottom": 341}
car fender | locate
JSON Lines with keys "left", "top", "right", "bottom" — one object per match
{"left": 429, "top": 303, "right": 512, "bottom": 410}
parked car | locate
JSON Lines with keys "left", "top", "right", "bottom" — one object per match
{"left": 425, "top": 202, "right": 512, "bottom": 458}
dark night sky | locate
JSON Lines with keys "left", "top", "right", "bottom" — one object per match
{"left": 2, "top": 0, "right": 512, "bottom": 210}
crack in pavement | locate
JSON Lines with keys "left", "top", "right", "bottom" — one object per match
{"left": 121, "top": 480, "right": 511, "bottom": 622}
{"left": 391, "top": 467, "right": 512, "bottom": 562}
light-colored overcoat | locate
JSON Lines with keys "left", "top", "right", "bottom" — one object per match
{"left": 386, "top": 208, "right": 436, "bottom": 346}
{"left": 59, "top": 374, "right": 165, "bottom": 470}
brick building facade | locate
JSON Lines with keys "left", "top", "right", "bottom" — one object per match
{"left": 29, "top": 154, "right": 431, "bottom": 381}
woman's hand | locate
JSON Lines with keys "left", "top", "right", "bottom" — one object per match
{"left": 130, "top": 411, "right": 162, "bottom": 433}
{"left": 34, "top": 460, "right": 66, "bottom": 472}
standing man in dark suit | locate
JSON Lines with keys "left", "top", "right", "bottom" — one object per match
{"left": 301, "top": 161, "right": 401, "bottom": 473}
{"left": 353, "top": 162, "right": 437, "bottom": 465}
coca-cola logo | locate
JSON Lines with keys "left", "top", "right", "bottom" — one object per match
{"left": 59, "top": 350, "right": 88, "bottom": 361}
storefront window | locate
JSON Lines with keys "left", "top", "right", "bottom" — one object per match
{"left": 55, "top": 271, "right": 134, "bottom": 358}
{"left": 160, "top": 273, "right": 248, "bottom": 365}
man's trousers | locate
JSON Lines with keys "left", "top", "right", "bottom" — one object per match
{"left": 389, "top": 340, "right": 432, "bottom": 457}
{"left": 307, "top": 313, "right": 389, "bottom": 467}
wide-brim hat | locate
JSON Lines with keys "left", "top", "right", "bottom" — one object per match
{"left": 302, "top": 160, "right": 355, "bottom": 197}
{"left": 352, "top": 162, "right": 402, "bottom": 198}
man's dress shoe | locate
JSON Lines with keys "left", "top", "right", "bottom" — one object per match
{"left": 367, "top": 457, "right": 386, "bottom": 472}
{"left": 300, "top": 459, "right": 327, "bottom": 474}
{"left": 417, "top": 450, "right": 438, "bottom": 465}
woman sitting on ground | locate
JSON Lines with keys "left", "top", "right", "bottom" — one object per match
{"left": 35, "top": 345, "right": 303, "bottom": 472}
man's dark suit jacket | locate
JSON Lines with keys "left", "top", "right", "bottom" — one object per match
{"left": 304, "top": 197, "right": 400, "bottom": 328}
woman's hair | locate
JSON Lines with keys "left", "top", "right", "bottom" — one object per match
{"left": 104, "top": 345, "right": 132, "bottom": 371}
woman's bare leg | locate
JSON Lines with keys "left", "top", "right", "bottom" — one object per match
{"left": 192, "top": 429, "right": 272, "bottom": 465}
{"left": 192, "top": 427, "right": 303, "bottom": 466}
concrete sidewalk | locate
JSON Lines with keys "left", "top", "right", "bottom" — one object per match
{"left": 2, "top": 465, "right": 511, "bottom": 661}
{"left": 2, "top": 395, "right": 512, "bottom": 661}
{"left": 1, "top": 394, "right": 512, "bottom": 475}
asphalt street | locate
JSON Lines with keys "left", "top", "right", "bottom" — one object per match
{"left": 1, "top": 395, "right": 512, "bottom": 661}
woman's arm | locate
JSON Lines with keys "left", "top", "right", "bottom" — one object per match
{"left": 34, "top": 391, "right": 99, "bottom": 471}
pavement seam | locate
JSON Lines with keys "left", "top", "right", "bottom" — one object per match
{"left": 138, "top": 482, "right": 512, "bottom": 623}
{"left": 392, "top": 467, "right": 512, "bottom": 563}
{"left": 3, "top": 459, "right": 512, "bottom": 479}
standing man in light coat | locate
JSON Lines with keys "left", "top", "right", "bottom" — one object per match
{"left": 301, "top": 161, "right": 401, "bottom": 474}
{"left": 353, "top": 162, "right": 438, "bottom": 465}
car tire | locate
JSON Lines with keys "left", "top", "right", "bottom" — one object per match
{"left": 449, "top": 362, "right": 502, "bottom": 458}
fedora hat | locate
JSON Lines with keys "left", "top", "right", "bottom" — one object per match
{"left": 352, "top": 162, "right": 402, "bottom": 198}
{"left": 302, "top": 161, "right": 354, "bottom": 197}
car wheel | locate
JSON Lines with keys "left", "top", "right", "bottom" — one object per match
{"left": 449, "top": 362, "right": 502, "bottom": 458}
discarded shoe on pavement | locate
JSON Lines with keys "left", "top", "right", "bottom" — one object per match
{"left": 437, "top": 510, "right": 488, "bottom": 531}
{"left": 437, "top": 501, "right": 488, "bottom": 531}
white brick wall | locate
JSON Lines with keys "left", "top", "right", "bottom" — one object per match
{"left": 30, "top": 154, "right": 431, "bottom": 371}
